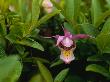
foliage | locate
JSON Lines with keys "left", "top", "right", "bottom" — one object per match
{"left": 0, "top": 0, "right": 110, "bottom": 82}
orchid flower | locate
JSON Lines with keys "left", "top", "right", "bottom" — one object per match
{"left": 42, "top": 0, "right": 53, "bottom": 13}
{"left": 53, "top": 28, "right": 90, "bottom": 64}
{"left": 9, "top": 5, "right": 15, "bottom": 12}
{"left": 42, "top": 0, "right": 60, "bottom": 13}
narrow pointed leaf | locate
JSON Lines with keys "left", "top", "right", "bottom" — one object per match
{"left": 87, "top": 55, "right": 103, "bottom": 61}
{"left": 50, "top": 60, "right": 63, "bottom": 68}
{"left": 86, "top": 64, "right": 110, "bottom": 78}
{"left": 17, "top": 38, "right": 44, "bottom": 51}
{"left": 32, "top": 0, "right": 42, "bottom": 23}
{"left": 96, "top": 18, "right": 110, "bottom": 53}
{"left": 36, "top": 10, "right": 60, "bottom": 27}
{"left": 23, "top": 57, "right": 50, "bottom": 64}
{"left": 29, "top": 73, "right": 44, "bottom": 82}
{"left": 80, "top": 23, "right": 97, "bottom": 36}
{"left": 91, "top": 0, "right": 102, "bottom": 25}
{"left": 37, "top": 61, "right": 53, "bottom": 82}
{"left": 95, "top": 10, "right": 110, "bottom": 28}
{"left": 51, "top": 0, "right": 63, "bottom": 10}
{"left": 64, "top": 0, "right": 81, "bottom": 21}
{"left": 54, "top": 68, "right": 69, "bottom": 82}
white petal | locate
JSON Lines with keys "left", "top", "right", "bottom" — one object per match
{"left": 60, "top": 48, "right": 75, "bottom": 64}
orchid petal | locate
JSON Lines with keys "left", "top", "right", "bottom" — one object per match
{"left": 61, "top": 37, "right": 73, "bottom": 47}
{"left": 54, "top": 35, "right": 65, "bottom": 46}
{"left": 72, "top": 34, "right": 90, "bottom": 40}
{"left": 42, "top": 0, "right": 53, "bottom": 8}
{"left": 63, "top": 29, "right": 73, "bottom": 38}
{"left": 42, "top": 0, "right": 53, "bottom": 13}
{"left": 60, "top": 48, "right": 75, "bottom": 64}
{"left": 44, "top": 8, "right": 53, "bottom": 13}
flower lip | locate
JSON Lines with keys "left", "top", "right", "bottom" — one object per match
{"left": 60, "top": 48, "right": 76, "bottom": 64}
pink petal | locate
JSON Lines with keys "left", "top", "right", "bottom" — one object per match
{"left": 61, "top": 37, "right": 73, "bottom": 47}
{"left": 63, "top": 29, "right": 73, "bottom": 38}
{"left": 54, "top": 35, "right": 65, "bottom": 46}
{"left": 72, "top": 34, "right": 90, "bottom": 40}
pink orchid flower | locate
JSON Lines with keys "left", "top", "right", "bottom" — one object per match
{"left": 53, "top": 28, "right": 90, "bottom": 64}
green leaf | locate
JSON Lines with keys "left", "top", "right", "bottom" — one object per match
{"left": 0, "top": 45, "right": 6, "bottom": 58}
{"left": 63, "top": 0, "right": 81, "bottom": 21}
{"left": 5, "top": 34, "right": 19, "bottom": 43}
{"left": 64, "top": 22, "right": 76, "bottom": 34}
{"left": 36, "top": 10, "right": 60, "bottom": 27}
{"left": 15, "top": 45, "right": 25, "bottom": 55}
{"left": 10, "top": 25, "right": 23, "bottom": 37}
{"left": 54, "top": 68, "right": 69, "bottom": 82}
{"left": 50, "top": 60, "right": 63, "bottom": 68}
{"left": 6, "top": 27, "right": 44, "bottom": 51}
{"left": 0, "top": 36, "right": 6, "bottom": 48}
{"left": 33, "top": 57, "right": 50, "bottom": 64}
{"left": 0, "top": 55, "right": 22, "bottom": 82}
{"left": 80, "top": 23, "right": 97, "bottom": 36}
{"left": 32, "top": 0, "right": 42, "bottom": 23}
{"left": 95, "top": 10, "right": 110, "bottom": 28}
{"left": 86, "top": 64, "right": 110, "bottom": 78}
{"left": 23, "top": 57, "right": 50, "bottom": 64}
{"left": 29, "top": 73, "right": 44, "bottom": 82}
{"left": 51, "top": 0, "right": 63, "bottom": 11}
{"left": 87, "top": 54, "right": 110, "bottom": 62}
{"left": 17, "top": 38, "right": 44, "bottom": 51}
{"left": 106, "top": 0, "right": 110, "bottom": 9}
{"left": 87, "top": 55, "right": 103, "bottom": 62}
{"left": 18, "top": 0, "right": 24, "bottom": 20}
{"left": 79, "top": 12, "right": 88, "bottom": 24}
{"left": 30, "top": 28, "right": 40, "bottom": 38}
{"left": 0, "top": 0, "right": 9, "bottom": 12}
{"left": 91, "top": 0, "right": 102, "bottom": 25}
{"left": 96, "top": 18, "right": 110, "bottom": 53}
{"left": 37, "top": 61, "right": 53, "bottom": 82}
{"left": 0, "top": 22, "right": 6, "bottom": 36}
{"left": 5, "top": 24, "right": 24, "bottom": 42}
